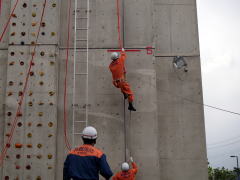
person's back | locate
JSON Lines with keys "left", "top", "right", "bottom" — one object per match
{"left": 63, "top": 126, "right": 113, "bottom": 180}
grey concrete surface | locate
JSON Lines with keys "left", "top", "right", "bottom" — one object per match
{"left": 1, "top": 0, "right": 208, "bottom": 179}
{"left": 156, "top": 57, "right": 208, "bottom": 180}
{"left": 0, "top": 50, "right": 7, "bottom": 179}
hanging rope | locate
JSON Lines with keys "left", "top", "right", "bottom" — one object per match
{"left": 0, "top": 0, "right": 20, "bottom": 42}
{"left": 0, "top": 0, "right": 47, "bottom": 167}
{"left": 63, "top": 0, "right": 73, "bottom": 151}
{"left": 123, "top": 98, "right": 127, "bottom": 161}
{"left": 116, "top": 0, "right": 123, "bottom": 49}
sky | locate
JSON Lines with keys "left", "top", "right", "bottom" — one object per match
{"left": 197, "top": 0, "right": 240, "bottom": 169}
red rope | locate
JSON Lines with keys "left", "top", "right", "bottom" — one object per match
{"left": 116, "top": 0, "right": 123, "bottom": 49}
{"left": 63, "top": 0, "right": 72, "bottom": 151}
{"left": 0, "top": 0, "right": 20, "bottom": 42}
{"left": 0, "top": 0, "right": 47, "bottom": 167}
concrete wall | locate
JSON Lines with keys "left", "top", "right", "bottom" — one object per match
{"left": 0, "top": 0, "right": 208, "bottom": 179}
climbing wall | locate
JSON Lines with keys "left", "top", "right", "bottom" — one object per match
{"left": 1, "top": 0, "right": 59, "bottom": 180}
{"left": 0, "top": 0, "right": 208, "bottom": 179}
{"left": 0, "top": 1, "right": 10, "bottom": 179}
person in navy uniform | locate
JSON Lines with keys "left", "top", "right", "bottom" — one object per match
{"left": 63, "top": 126, "right": 113, "bottom": 180}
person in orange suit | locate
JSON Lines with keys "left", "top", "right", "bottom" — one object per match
{"left": 112, "top": 157, "right": 138, "bottom": 180}
{"left": 109, "top": 48, "right": 136, "bottom": 111}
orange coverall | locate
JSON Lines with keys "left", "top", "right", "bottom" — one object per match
{"left": 109, "top": 51, "right": 134, "bottom": 102}
{"left": 112, "top": 162, "right": 138, "bottom": 180}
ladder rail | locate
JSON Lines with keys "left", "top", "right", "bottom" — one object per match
{"left": 72, "top": 0, "right": 90, "bottom": 147}
{"left": 86, "top": 0, "right": 90, "bottom": 127}
{"left": 72, "top": 0, "right": 78, "bottom": 148}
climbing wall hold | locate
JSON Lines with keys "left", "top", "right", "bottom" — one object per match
{"left": 48, "top": 122, "right": 53, "bottom": 127}
{"left": 41, "top": 22, "right": 46, "bottom": 27}
{"left": 7, "top": 92, "right": 13, "bottom": 96}
{"left": 28, "top": 102, "right": 33, "bottom": 106}
{"left": 37, "top": 123, "right": 42, "bottom": 127}
{"left": 18, "top": 91, "right": 23, "bottom": 96}
{"left": 8, "top": 81, "right": 14, "bottom": 86}
{"left": 49, "top": 91, "right": 55, "bottom": 96}
{"left": 32, "top": 22, "right": 37, "bottom": 27}
{"left": 9, "top": 61, "right": 15, "bottom": 65}
{"left": 16, "top": 112, "right": 22, "bottom": 117}
{"left": 51, "top": 32, "right": 56, "bottom": 36}
{"left": 26, "top": 165, "right": 31, "bottom": 170}
{"left": 39, "top": 72, "right": 44, "bottom": 76}
{"left": 40, "top": 51, "right": 45, "bottom": 56}
{"left": 29, "top": 71, "right": 34, "bottom": 76}
{"left": 23, "top": 3, "right": 27, "bottom": 8}
{"left": 36, "top": 155, "right": 42, "bottom": 159}
{"left": 47, "top": 154, "right": 53, "bottom": 159}
{"left": 37, "top": 144, "right": 42, "bottom": 148}
{"left": 38, "top": 101, "right": 44, "bottom": 105}
{"left": 15, "top": 143, "right": 23, "bottom": 148}
{"left": 27, "top": 144, "right": 32, "bottom": 148}
{"left": 38, "top": 112, "right": 43, "bottom": 117}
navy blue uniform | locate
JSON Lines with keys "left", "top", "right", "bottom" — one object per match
{"left": 63, "top": 144, "right": 113, "bottom": 180}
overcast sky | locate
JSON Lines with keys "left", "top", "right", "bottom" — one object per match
{"left": 197, "top": 0, "right": 240, "bottom": 169}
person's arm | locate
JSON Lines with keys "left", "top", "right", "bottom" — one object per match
{"left": 130, "top": 157, "right": 138, "bottom": 174}
{"left": 120, "top": 48, "right": 126, "bottom": 62}
{"left": 131, "top": 162, "right": 138, "bottom": 174}
{"left": 99, "top": 154, "right": 113, "bottom": 180}
{"left": 63, "top": 155, "right": 71, "bottom": 180}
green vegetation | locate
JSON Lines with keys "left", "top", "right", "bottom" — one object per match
{"left": 208, "top": 166, "right": 240, "bottom": 180}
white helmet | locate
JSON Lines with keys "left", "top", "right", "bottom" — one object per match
{"left": 82, "top": 126, "right": 97, "bottom": 139}
{"left": 111, "top": 52, "right": 119, "bottom": 60}
{"left": 121, "top": 162, "right": 130, "bottom": 171}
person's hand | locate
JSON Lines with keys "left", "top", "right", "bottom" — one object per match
{"left": 122, "top": 48, "right": 125, "bottom": 52}
{"left": 130, "top": 157, "right": 133, "bottom": 162}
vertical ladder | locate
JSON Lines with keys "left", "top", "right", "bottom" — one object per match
{"left": 72, "top": 0, "right": 90, "bottom": 148}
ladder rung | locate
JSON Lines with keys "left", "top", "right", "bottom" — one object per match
{"left": 77, "top": 39, "right": 87, "bottom": 41}
{"left": 75, "top": 121, "right": 86, "bottom": 123}
{"left": 76, "top": 28, "right": 88, "bottom": 30}
{"left": 76, "top": 49, "right": 87, "bottom": 52}
{"left": 77, "top": 17, "right": 88, "bottom": 19}
{"left": 75, "top": 73, "right": 88, "bottom": 75}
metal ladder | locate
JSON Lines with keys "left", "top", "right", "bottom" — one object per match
{"left": 72, "top": 0, "right": 90, "bottom": 148}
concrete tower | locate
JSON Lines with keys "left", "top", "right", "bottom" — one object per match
{"left": 0, "top": 0, "right": 208, "bottom": 179}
